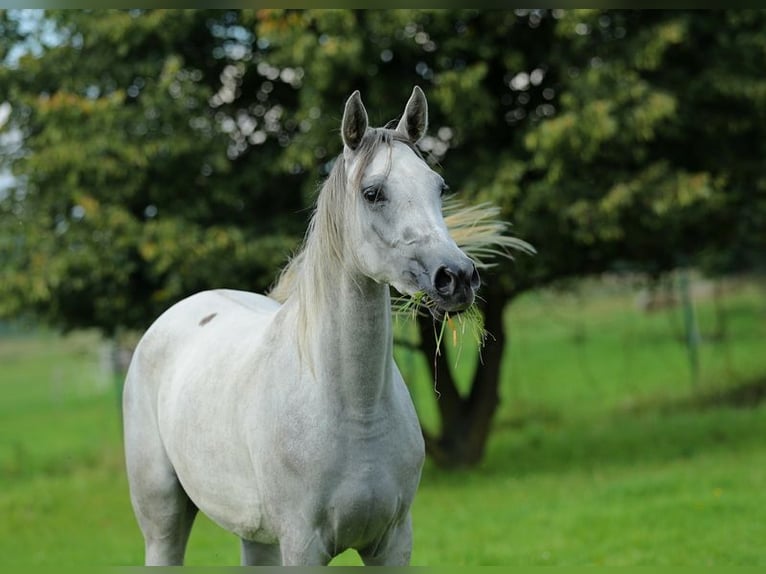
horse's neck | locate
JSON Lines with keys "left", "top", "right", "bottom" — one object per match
{"left": 305, "top": 270, "right": 393, "bottom": 414}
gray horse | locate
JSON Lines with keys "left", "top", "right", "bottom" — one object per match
{"left": 123, "top": 86, "right": 480, "bottom": 565}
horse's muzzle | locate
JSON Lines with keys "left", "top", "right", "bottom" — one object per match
{"left": 429, "top": 260, "right": 480, "bottom": 315}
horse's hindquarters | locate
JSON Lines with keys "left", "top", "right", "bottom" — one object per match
{"left": 123, "top": 290, "right": 283, "bottom": 549}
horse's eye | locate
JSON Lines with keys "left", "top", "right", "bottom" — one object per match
{"left": 363, "top": 185, "right": 384, "bottom": 204}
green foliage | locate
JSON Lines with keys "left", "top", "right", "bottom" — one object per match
{"left": 0, "top": 10, "right": 304, "bottom": 331}
{"left": 506, "top": 10, "right": 766, "bottom": 288}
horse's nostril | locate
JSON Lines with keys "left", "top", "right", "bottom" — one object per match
{"left": 433, "top": 266, "right": 456, "bottom": 296}
{"left": 470, "top": 265, "right": 481, "bottom": 290}
{"left": 434, "top": 263, "right": 479, "bottom": 300}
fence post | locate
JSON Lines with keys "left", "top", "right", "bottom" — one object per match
{"left": 678, "top": 268, "right": 701, "bottom": 387}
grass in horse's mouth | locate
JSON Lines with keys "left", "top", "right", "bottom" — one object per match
{"left": 394, "top": 291, "right": 487, "bottom": 356}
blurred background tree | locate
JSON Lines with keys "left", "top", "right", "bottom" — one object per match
{"left": 1, "top": 9, "right": 764, "bottom": 467}
{"left": 0, "top": 10, "right": 303, "bottom": 332}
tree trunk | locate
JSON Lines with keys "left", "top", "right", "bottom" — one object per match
{"left": 417, "top": 284, "right": 508, "bottom": 468}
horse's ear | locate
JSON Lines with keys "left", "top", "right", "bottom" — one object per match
{"left": 342, "top": 90, "right": 368, "bottom": 151}
{"left": 396, "top": 86, "right": 428, "bottom": 143}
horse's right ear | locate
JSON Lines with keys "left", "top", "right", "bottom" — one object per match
{"left": 342, "top": 90, "right": 368, "bottom": 151}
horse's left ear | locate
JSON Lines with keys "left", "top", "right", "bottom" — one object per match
{"left": 396, "top": 86, "right": 428, "bottom": 143}
{"left": 342, "top": 90, "right": 368, "bottom": 151}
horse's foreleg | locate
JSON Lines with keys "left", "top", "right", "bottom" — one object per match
{"left": 360, "top": 513, "right": 413, "bottom": 566}
{"left": 240, "top": 539, "right": 282, "bottom": 565}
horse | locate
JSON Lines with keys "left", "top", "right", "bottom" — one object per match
{"left": 122, "top": 86, "right": 481, "bottom": 566}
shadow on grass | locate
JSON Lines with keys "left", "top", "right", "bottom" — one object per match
{"left": 424, "top": 378, "right": 766, "bottom": 483}
{"left": 671, "top": 377, "right": 766, "bottom": 411}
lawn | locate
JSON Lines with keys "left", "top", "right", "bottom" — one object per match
{"left": 1, "top": 275, "right": 764, "bottom": 566}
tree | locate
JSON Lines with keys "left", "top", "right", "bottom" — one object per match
{"left": 0, "top": 10, "right": 303, "bottom": 331}
{"left": 2, "top": 10, "right": 765, "bottom": 467}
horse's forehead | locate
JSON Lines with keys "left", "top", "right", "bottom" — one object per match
{"left": 366, "top": 141, "right": 431, "bottom": 182}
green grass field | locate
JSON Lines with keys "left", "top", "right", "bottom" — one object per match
{"left": 1, "top": 276, "right": 765, "bottom": 566}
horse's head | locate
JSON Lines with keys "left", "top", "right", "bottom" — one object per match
{"left": 341, "top": 87, "right": 480, "bottom": 315}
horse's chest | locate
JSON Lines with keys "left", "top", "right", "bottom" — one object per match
{"left": 273, "top": 408, "right": 422, "bottom": 548}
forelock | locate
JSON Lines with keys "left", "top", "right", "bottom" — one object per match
{"left": 350, "top": 128, "right": 424, "bottom": 190}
